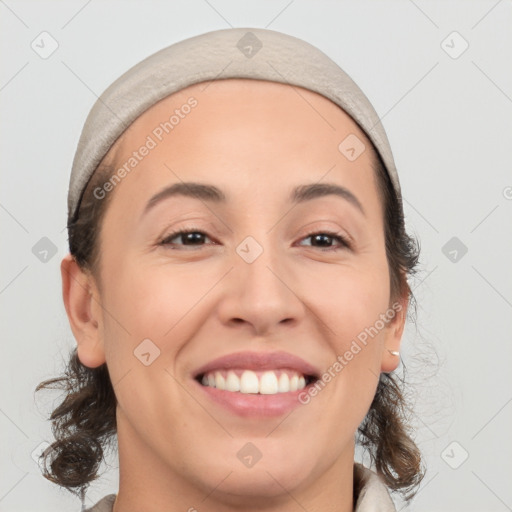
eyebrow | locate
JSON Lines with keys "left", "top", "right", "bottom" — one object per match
{"left": 142, "top": 181, "right": 365, "bottom": 217}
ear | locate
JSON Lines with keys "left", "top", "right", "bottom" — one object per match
{"left": 380, "top": 293, "right": 408, "bottom": 373}
{"left": 61, "top": 253, "right": 106, "bottom": 368}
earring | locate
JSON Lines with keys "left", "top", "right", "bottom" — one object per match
{"left": 387, "top": 349, "right": 400, "bottom": 357}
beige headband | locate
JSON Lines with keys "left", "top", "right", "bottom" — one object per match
{"left": 67, "top": 27, "right": 401, "bottom": 223}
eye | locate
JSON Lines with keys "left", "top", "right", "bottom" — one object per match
{"left": 159, "top": 227, "right": 214, "bottom": 249}
{"left": 297, "top": 230, "right": 351, "bottom": 251}
{"left": 158, "top": 228, "right": 351, "bottom": 252}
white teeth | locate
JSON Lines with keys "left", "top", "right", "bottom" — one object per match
{"left": 289, "top": 374, "right": 299, "bottom": 392}
{"left": 278, "top": 373, "right": 290, "bottom": 392}
{"left": 259, "top": 371, "right": 278, "bottom": 394}
{"left": 200, "top": 369, "right": 309, "bottom": 394}
{"left": 225, "top": 371, "right": 240, "bottom": 392}
{"left": 215, "top": 373, "right": 226, "bottom": 391}
{"left": 240, "top": 370, "right": 259, "bottom": 394}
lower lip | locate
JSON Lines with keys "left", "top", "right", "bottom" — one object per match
{"left": 193, "top": 379, "right": 312, "bottom": 418}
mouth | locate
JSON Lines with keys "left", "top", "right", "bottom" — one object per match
{"left": 191, "top": 350, "right": 320, "bottom": 417}
{"left": 195, "top": 369, "right": 318, "bottom": 394}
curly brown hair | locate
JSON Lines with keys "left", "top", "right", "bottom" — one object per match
{"left": 35, "top": 141, "right": 425, "bottom": 502}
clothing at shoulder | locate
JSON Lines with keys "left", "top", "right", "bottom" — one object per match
{"left": 83, "top": 493, "right": 116, "bottom": 512}
{"left": 353, "top": 462, "right": 396, "bottom": 511}
{"left": 83, "top": 463, "right": 396, "bottom": 512}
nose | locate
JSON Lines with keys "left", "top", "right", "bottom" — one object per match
{"left": 216, "top": 239, "right": 305, "bottom": 337}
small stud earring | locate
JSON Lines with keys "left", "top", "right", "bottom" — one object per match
{"left": 387, "top": 349, "right": 400, "bottom": 357}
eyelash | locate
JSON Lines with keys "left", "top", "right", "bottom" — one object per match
{"left": 158, "top": 226, "right": 352, "bottom": 252}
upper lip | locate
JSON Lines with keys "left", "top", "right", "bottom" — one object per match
{"left": 192, "top": 350, "right": 320, "bottom": 379}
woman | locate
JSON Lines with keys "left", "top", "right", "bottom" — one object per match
{"left": 36, "top": 27, "right": 424, "bottom": 511}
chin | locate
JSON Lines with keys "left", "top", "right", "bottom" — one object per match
{"left": 203, "top": 464, "right": 313, "bottom": 502}
{"left": 190, "top": 440, "right": 320, "bottom": 500}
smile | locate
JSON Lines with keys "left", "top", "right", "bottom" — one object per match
{"left": 198, "top": 369, "right": 313, "bottom": 394}
{"left": 192, "top": 350, "right": 321, "bottom": 417}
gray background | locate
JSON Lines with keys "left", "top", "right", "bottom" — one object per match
{"left": 1, "top": 0, "right": 511, "bottom": 510}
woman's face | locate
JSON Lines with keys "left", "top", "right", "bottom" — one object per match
{"left": 71, "top": 78, "right": 405, "bottom": 503}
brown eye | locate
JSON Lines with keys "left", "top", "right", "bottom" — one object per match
{"left": 298, "top": 231, "right": 351, "bottom": 251}
{"left": 159, "top": 228, "right": 213, "bottom": 249}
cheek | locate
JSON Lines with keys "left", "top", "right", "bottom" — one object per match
{"left": 98, "top": 262, "right": 213, "bottom": 432}
{"left": 310, "top": 258, "right": 390, "bottom": 341}
{"left": 100, "top": 258, "right": 219, "bottom": 355}
{"left": 307, "top": 259, "right": 390, "bottom": 402}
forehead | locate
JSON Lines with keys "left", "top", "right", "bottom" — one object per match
{"left": 106, "top": 77, "right": 373, "bottom": 166}
{"left": 98, "top": 78, "right": 378, "bottom": 215}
